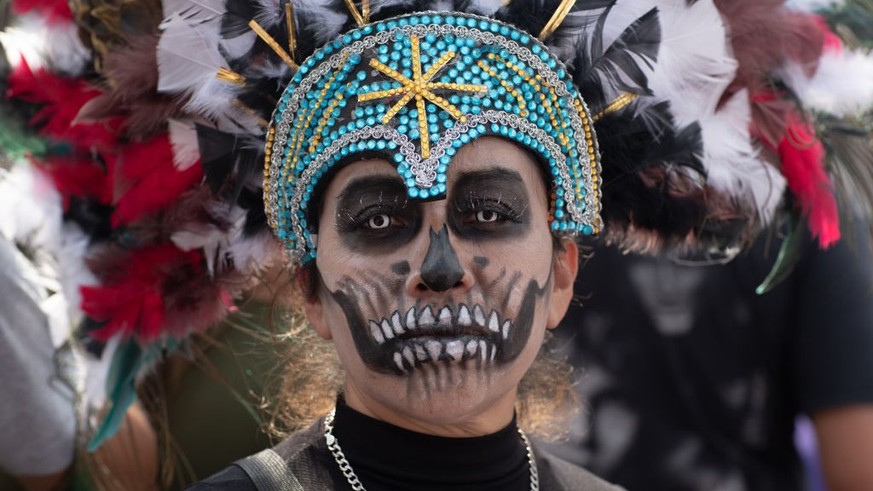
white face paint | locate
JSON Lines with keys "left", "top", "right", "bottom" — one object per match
{"left": 303, "top": 137, "right": 578, "bottom": 434}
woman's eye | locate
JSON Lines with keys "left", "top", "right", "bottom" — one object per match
{"left": 475, "top": 210, "right": 500, "bottom": 223}
{"left": 366, "top": 214, "right": 392, "bottom": 229}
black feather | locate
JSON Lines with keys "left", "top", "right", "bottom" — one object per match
{"left": 196, "top": 125, "right": 262, "bottom": 203}
{"left": 65, "top": 197, "right": 114, "bottom": 244}
{"left": 596, "top": 101, "right": 712, "bottom": 249}
{"left": 571, "top": 5, "right": 660, "bottom": 113}
{"left": 238, "top": 187, "right": 268, "bottom": 237}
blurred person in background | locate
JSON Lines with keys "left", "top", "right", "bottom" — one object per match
{"left": 546, "top": 223, "right": 873, "bottom": 491}
{"left": 544, "top": 0, "right": 873, "bottom": 488}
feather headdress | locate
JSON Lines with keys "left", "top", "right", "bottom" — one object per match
{"left": 3, "top": 0, "right": 873, "bottom": 447}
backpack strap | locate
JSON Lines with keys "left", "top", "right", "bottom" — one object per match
{"left": 234, "top": 448, "right": 305, "bottom": 491}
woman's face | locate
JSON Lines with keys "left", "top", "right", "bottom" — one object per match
{"left": 304, "top": 136, "right": 577, "bottom": 427}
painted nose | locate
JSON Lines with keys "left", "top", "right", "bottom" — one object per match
{"left": 420, "top": 225, "right": 464, "bottom": 292}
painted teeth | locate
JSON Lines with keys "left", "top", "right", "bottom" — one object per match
{"left": 446, "top": 340, "right": 464, "bottom": 361}
{"left": 488, "top": 310, "right": 500, "bottom": 333}
{"left": 381, "top": 319, "right": 394, "bottom": 340}
{"left": 438, "top": 306, "right": 452, "bottom": 327}
{"left": 406, "top": 307, "right": 417, "bottom": 330}
{"left": 426, "top": 340, "right": 442, "bottom": 360}
{"left": 415, "top": 344, "right": 427, "bottom": 361}
{"left": 368, "top": 304, "right": 514, "bottom": 344}
{"left": 473, "top": 305, "right": 486, "bottom": 326}
{"left": 419, "top": 306, "right": 434, "bottom": 328}
{"left": 370, "top": 321, "right": 385, "bottom": 344}
{"left": 458, "top": 304, "right": 472, "bottom": 326}
{"left": 391, "top": 339, "right": 499, "bottom": 369}
{"left": 402, "top": 346, "right": 415, "bottom": 365}
{"left": 391, "top": 311, "right": 404, "bottom": 335}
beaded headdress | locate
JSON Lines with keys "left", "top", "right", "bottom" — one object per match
{"left": 3, "top": 0, "right": 873, "bottom": 450}
{"left": 265, "top": 12, "right": 601, "bottom": 263}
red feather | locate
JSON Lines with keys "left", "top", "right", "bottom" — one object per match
{"left": 11, "top": 0, "right": 72, "bottom": 22}
{"left": 36, "top": 154, "right": 113, "bottom": 208}
{"left": 753, "top": 90, "right": 840, "bottom": 248}
{"left": 6, "top": 59, "right": 121, "bottom": 151}
{"left": 777, "top": 113, "right": 840, "bottom": 248}
{"left": 81, "top": 244, "right": 204, "bottom": 342}
{"left": 82, "top": 244, "right": 234, "bottom": 342}
{"left": 813, "top": 15, "right": 843, "bottom": 54}
{"left": 108, "top": 133, "right": 204, "bottom": 226}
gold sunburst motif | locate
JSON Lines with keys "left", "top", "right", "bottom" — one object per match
{"left": 357, "top": 34, "right": 487, "bottom": 158}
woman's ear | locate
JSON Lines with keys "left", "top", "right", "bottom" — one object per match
{"left": 546, "top": 239, "right": 579, "bottom": 330}
{"left": 299, "top": 266, "right": 333, "bottom": 340}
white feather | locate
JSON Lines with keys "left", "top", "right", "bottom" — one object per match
{"left": 170, "top": 204, "right": 247, "bottom": 275}
{"left": 0, "top": 14, "right": 89, "bottom": 76}
{"left": 158, "top": 14, "right": 261, "bottom": 132}
{"left": 699, "top": 91, "right": 786, "bottom": 223}
{"left": 592, "top": 0, "right": 737, "bottom": 131}
{"left": 0, "top": 164, "right": 63, "bottom": 251}
{"left": 57, "top": 223, "right": 96, "bottom": 324}
{"left": 219, "top": 30, "right": 257, "bottom": 61}
{"left": 600, "top": 0, "right": 651, "bottom": 49}
{"left": 785, "top": 0, "right": 844, "bottom": 11}
{"left": 0, "top": 165, "right": 94, "bottom": 333}
{"left": 252, "top": 0, "right": 287, "bottom": 30}
{"left": 644, "top": 0, "right": 737, "bottom": 127}
{"left": 297, "top": 0, "right": 349, "bottom": 45}
{"left": 157, "top": 13, "right": 227, "bottom": 94}
{"left": 226, "top": 230, "right": 285, "bottom": 274}
{"left": 779, "top": 47, "right": 873, "bottom": 117}
{"left": 183, "top": 76, "right": 263, "bottom": 133}
{"left": 171, "top": 223, "right": 230, "bottom": 276}
{"left": 168, "top": 119, "right": 201, "bottom": 170}
{"left": 464, "top": 0, "right": 504, "bottom": 16}
{"left": 82, "top": 335, "right": 120, "bottom": 412}
{"left": 164, "top": 0, "right": 224, "bottom": 21}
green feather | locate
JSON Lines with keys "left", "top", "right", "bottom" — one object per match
{"left": 87, "top": 340, "right": 142, "bottom": 452}
{"left": 756, "top": 214, "right": 806, "bottom": 295}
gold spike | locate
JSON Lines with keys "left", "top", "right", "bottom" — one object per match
{"left": 361, "top": 0, "right": 370, "bottom": 24}
{"left": 216, "top": 66, "right": 247, "bottom": 86}
{"left": 343, "top": 0, "right": 365, "bottom": 26}
{"left": 538, "top": 0, "right": 576, "bottom": 42}
{"left": 285, "top": 1, "right": 297, "bottom": 59}
{"left": 592, "top": 92, "right": 639, "bottom": 122}
{"left": 249, "top": 19, "right": 298, "bottom": 70}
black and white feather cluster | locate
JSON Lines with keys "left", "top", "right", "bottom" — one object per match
{"left": 155, "top": 0, "right": 776, "bottom": 257}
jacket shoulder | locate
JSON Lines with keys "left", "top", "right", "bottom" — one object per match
{"left": 535, "top": 446, "right": 625, "bottom": 491}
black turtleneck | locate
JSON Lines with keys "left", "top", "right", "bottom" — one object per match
{"left": 319, "top": 400, "right": 533, "bottom": 491}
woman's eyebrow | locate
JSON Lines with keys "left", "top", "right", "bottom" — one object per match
{"left": 337, "top": 175, "right": 406, "bottom": 202}
{"left": 452, "top": 168, "right": 524, "bottom": 190}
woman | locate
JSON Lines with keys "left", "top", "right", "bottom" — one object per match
{"left": 2, "top": 0, "right": 865, "bottom": 488}
{"left": 190, "top": 7, "right": 626, "bottom": 490}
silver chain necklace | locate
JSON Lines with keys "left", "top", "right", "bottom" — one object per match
{"left": 324, "top": 408, "right": 540, "bottom": 491}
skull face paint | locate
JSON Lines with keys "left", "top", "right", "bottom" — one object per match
{"left": 329, "top": 265, "right": 550, "bottom": 375}
{"left": 306, "top": 137, "right": 574, "bottom": 423}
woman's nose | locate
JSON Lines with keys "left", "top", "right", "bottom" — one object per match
{"left": 408, "top": 225, "right": 473, "bottom": 293}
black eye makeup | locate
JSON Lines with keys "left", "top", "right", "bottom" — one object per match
{"left": 334, "top": 175, "right": 421, "bottom": 250}
{"left": 448, "top": 168, "right": 532, "bottom": 240}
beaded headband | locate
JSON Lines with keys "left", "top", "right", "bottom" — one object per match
{"left": 263, "top": 12, "right": 602, "bottom": 263}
